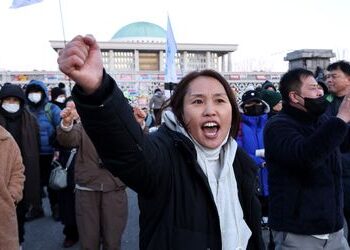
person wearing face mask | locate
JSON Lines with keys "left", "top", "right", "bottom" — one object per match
{"left": 57, "top": 35, "right": 265, "bottom": 250}
{"left": 261, "top": 80, "right": 277, "bottom": 92}
{"left": 24, "top": 79, "right": 62, "bottom": 222}
{"left": 264, "top": 68, "right": 350, "bottom": 249}
{"left": 148, "top": 88, "right": 166, "bottom": 125}
{"left": 237, "top": 90, "right": 270, "bottom": 232}
{"left": 258, "top": 90, "right": 282, "bottom": 249}
{"left": 0, "top": 83, "right": 40, "bottom": 248}
{"left": 50, "top": 86, "right": 66, "bottom": 110}
{"left": 260, "top": 89, "right": 282, "bottom": 118}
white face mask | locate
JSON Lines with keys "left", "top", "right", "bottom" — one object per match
{"left": 2, "top": 103, "right": 20, "bottom": 113}
{"left": 55, "top": 96, "right": 66, "bottom": 103}
{"left": 28, "top": 93, "right": 42, "bottom": 103}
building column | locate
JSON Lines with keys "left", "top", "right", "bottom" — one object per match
{"left": 206, "top": 52, "right": 211, "bottom": 69}
{"left": 108, "top": 50, "right": 114, "bottom": 72}
{"left": 159, "top": 51, "right": 164, "bottom": 71}
{"left": 183, "top": 51, "right": 188, "bottom": 73}
{"left": 222, "top": 55, "right": 227, "bottom": 72}
{"left": 228, "top": 52, "right": 232, "bottom": 72}
{"left": 134, "top": 50, "right": 139, "bottom": 72}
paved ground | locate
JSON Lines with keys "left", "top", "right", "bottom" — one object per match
{"left": 23, "top": 188, "right": 273, "bottom": 249}
{"left": 23, "top": 189, "right": 139, "bottom": 250}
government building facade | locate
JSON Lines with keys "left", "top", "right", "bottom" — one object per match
{"left": 0, "top": 22, "right": 283, "bottom": 102}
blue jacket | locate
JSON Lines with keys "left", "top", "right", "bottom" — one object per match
{"left": 26, "top": 80, "right": 61, "bottom": 154}
{"left": 264, "top": 103, "right": 349, "bottom": 235}
{"left": 237, "top": 113, "right": 269, "bottom": 196}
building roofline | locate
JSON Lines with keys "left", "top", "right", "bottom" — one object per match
{"left": 50, "top": 40, "right": 238, "bottom": 54}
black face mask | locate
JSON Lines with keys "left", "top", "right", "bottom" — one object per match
{"left": 244, "top": 104, "right": 265, "bottom": 116}
{"left": 301, "top": 95, "right": 329, "bottom": 116}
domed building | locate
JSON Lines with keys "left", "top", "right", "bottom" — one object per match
{"left": 1, "top": 22, "right": 285, "bottom": 101}
{"left": 111, "top": 21, "right": 166, "bottom": 43}
{"left": 50, "top": 21, "right": 239, "bottom": 97}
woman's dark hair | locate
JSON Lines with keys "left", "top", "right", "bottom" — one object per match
{"left": 162, "top": 69, "right": 240, "bottom": 138}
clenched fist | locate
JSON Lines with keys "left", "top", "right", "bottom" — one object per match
{"left": 57, "top": 35, "right": 104, "bottom": 94}
{"left": 60, "top": 101, "right": 79, "bottom": 127}
{"left": 133, "top": 107, "right": 146, "bottom": 127}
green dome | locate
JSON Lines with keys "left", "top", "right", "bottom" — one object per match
{"left": 112, "top": 22, "right": 166, "bottom": 40}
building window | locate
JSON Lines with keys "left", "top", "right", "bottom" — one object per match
{"left": 187, "top": 52, "right": 207, "bottom": 71}
{"left": 139, "top": 52, "right": 159, "bottom": 71}
{"left": 161, "top": 52, "right": 181, "bottom": 71}
{"left": 102, "top": 51, "right": 110, "bottom": 70}
{"left": 211, "top": 53, "right": 219, "bottom": 70}
{"left": 114, "top": 51, "right": 134, "bottom": 71}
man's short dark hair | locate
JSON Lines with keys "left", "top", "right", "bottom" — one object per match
{"left": 327, "top": 60, "right": 350, "bottom": 76}
{"left": 279, "top": 68, "right": 314, "bottom": 102}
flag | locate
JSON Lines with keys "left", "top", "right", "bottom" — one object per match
{"left": 11, "top": 0, "right": 43, "bottom": 8}
{"left": 165, "top": 16, "right": 177, "bottom": 84}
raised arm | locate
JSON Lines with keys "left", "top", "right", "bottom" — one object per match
{"left": 56, "top": 105, "right": 82, "bottom": 148}
{"left": 57, "top": 35, "right": 170, "bottom": 196}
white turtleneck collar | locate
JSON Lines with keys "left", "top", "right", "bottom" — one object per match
{"left": 162, "top": 110, "right": 252, "bottom": 250}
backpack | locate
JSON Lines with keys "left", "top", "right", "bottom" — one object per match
{"left": 44, "top": 102, "right": 54, "bottom": 124}
{"left": 44, "top": 102, "right": 57, "bottom": 145}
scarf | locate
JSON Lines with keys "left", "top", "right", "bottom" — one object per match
{"left": 162, "top": 110, "right": 251, "bottom": 249}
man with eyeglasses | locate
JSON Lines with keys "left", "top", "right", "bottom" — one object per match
{"left": 265, "top": 67, "right": 350, "bottom": 249}
{"left": 326, "top": 61, "right": 350, "bottom": 103}
{"left": 326, "top": 60, "right": 350, "bottom": 244}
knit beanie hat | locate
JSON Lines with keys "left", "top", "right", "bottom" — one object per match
{"left": 51, "top": 87, "right": 65, "bottom": 101}
{"left": 0, "top": 83, "right": 25, "bottom": 102}
{"left": 261, "top": 80, "right": 277, "bottom": 91}
{"left": 239, "top": 89, "right": 270, "bottom": 113}
{"left": 58, "top": 82, "right": 66, "bottom": 89}
{"left": 260, "top": 89, "right": 282, "bottom": 109}
{"left": 240, "top": 90, "right": 262, "bottom": 106}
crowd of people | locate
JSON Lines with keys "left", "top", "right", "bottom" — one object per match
{"left": 2, "top": 33, "right": 350, "bottom": 250}
{"left": 0, "top": 80, "right": 134, "bottom": 249}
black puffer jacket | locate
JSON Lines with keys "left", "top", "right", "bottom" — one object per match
{"left": 326, "top": 96, "right": 350, "bottom": 209}
{"left": 265, "top": 103, "right": 349, "bottom": 235}
{"left": 72, "top": 72, "right": 265, "bottom": 250}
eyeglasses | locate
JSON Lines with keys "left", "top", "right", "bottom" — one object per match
{"left": 326, "top": 74, "right": 341, "bottom": 80}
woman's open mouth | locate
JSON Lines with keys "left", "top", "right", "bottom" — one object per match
{"left": 202, "top": 121, "right": 220, "bottom": 138}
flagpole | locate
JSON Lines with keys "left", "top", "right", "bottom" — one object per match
{"left": 58, "top": 0, "right": 67, "bottom": 45}
{"left": 58, "top": 0, "right": 73, "bottom": 91}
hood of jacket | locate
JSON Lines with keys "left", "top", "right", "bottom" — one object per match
{"left": 0, "top": 84, "right": 26, "bottom": 103}
{"left": 0, "top": 125, "right": 12, "bottom": 141}
{"left": 25, "top": 79, "right": 49, "bottom": 102}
